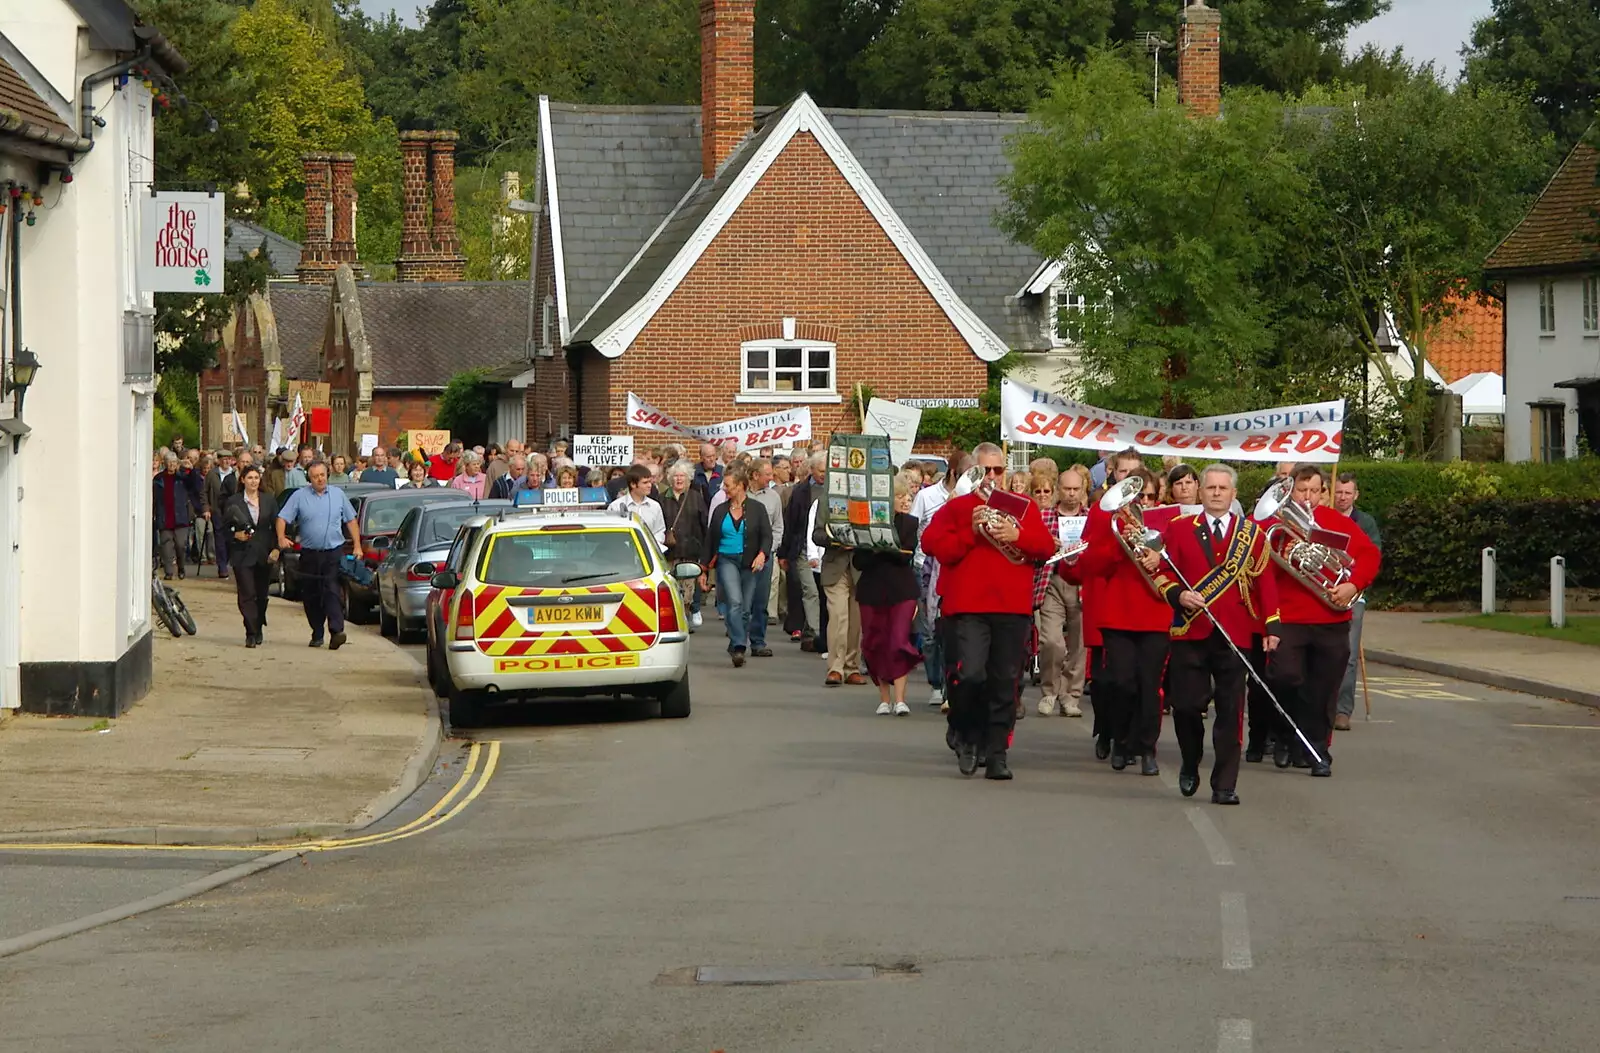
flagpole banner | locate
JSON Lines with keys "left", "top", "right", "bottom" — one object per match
{"left": 1000, "top": 379, "right": 1345, "bottom": 463}
{"left": 626, "top": 392, "right": 812, "bottom": 453}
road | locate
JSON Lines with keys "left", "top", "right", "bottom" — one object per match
{"left": 3, "top": 619, "right": 1600, "bottom": 1052}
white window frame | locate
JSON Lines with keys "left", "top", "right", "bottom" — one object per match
{"left": 736, "top": 337, "right": 841, "bottom": 404}
{"left": 538, "top": 296, "right": 556, "bottom": 357}
{"left": 1538, "top": 281, "right": 1556, "bottom": 334}
{"left": 1582, "top": 275, "right": 1599, "bottom": 334}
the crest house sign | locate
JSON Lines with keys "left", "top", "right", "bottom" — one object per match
{"left": 139, "top": 191, "right": 225, "bottom": 294}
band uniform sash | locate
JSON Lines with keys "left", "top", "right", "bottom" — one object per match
{"left": 1173, "top": 518, "right": 1267, "bottom": 633}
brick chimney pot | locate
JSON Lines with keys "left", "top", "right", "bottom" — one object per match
{"left": 700, "top": 0, "right": 755, "bottom": 179}
{"left": 298, "top": 153, "right": 336, "bottom": 285}
{"left": 1178, "top": 0, "right": 1222, "bottom": 120}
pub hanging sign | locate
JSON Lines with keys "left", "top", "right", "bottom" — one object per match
{"left": 138, "top": 191, "right": 225, "bottom": 294}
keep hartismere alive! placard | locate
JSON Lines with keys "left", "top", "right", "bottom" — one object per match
{"left": 824, "top": 433, "right": 899, "bottom": 551}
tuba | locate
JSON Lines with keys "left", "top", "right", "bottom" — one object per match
{"left": 1097, "top": 476, "right": 1166, "bottom": 597}
{"left": 1251, "top": 478, "right": 1358, "bottom": 610}
{"left": 955, "top": 464, "right": 1028, "bottom": 564}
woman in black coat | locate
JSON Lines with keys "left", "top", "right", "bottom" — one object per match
{"left": 699, "top": 467, "right": 773, "bottom": 667}
{"left": 223, "top": 463, "right": 281, "bottom": 647}
{"left": 854, "top": 480, "right": 923, "bottom": 715}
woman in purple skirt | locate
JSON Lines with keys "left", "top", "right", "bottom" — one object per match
{"left": 857, "top": 480, "right": 924, "bottom": 716}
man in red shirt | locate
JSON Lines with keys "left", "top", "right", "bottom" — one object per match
{"left": 427, "top": 443, "right": 461, "bottom": 482}
{"left": 1076, "top": 466, "right": 1171, "bottom": 776}
{"left": 1158, "top": 465, "right": 1280, "bottom": 805}
{"left": 1265, "top": 465, "right": 1382, "bottom": 776}
{"left": 922, "top": 443, "right": 1057, "bottom": 780}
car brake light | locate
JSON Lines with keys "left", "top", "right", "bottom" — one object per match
{"left": 453, "top": 589, "right": 476, "bottom": 641}
{"left": 656, "top": 582, "right": 680, "bottom": 633}
{"left": 407, "top": 562, "right": 437, "bottom": 582}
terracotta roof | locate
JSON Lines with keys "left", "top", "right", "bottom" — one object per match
{"left": 0, "top": 52, "right": 75, "bottom": 142}
{"left": 1484, "top": 141, "right": 1600, "bottom": 275}
{"left": 1427, "top": 296, "right": 1503, "bottom": 383}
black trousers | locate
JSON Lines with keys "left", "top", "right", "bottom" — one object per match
{"left": 1272, "top": 621, "right": 1350, "bottom": 759}
{"left": 298, "top": 548, "right": 346, "bottom": 637}
{"left": 1100, "top": 629, "right": 1169, "bottom": 756}
{"left": 947, "top": 613, "right": 1030, "bottom": 752}
{"left": 1170, "top": 633, "right": 1248, "bottom": 791}
{"left": 1245, "top": 639, "right": 1285, "bottom": 752}
{"left": 1086, "top": 645, "right": 1108, "bottom": 741}
{"left": 232, "top": 560, "right": 271, "bottom": 636}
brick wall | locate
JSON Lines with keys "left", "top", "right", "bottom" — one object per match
{"left": 595, "top": 131, "right": 985, "bottom": 444}
{"left": 700, "top": 0, "right": 755, "bottom": 178}
{"left": 526, "top": 180, "right": 566, "bottom": 447}
{"left": 199, "top": 304, "right": 270, "bottom": 448}
{"left": 1178, "top": 1, "right": 1222, "bottom": 119}
{"left": 372, "top": 393, "right": 441, "bottom": 446}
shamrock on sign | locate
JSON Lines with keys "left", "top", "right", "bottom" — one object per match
{"left": 194, "top": 267, "right": 212, "bottom": 287}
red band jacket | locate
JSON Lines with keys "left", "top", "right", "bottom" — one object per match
{"left": 923, "top": 492, "right": 1057, "bottom": 617}
{"left": 1075, "top": 504, "right": 1173, "bottom": 634}
{"left": 1262, "top": 504, "right": 1382, "bottom": 626}
{"left": 1157, "top": 513, "right": 1280, "bottom": 646}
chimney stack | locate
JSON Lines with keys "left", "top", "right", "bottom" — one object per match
{"left": 297, "top": 153, "right": 335, "bottom": 284}
{"left": 396, "top": 130, "right": 467, "bottom": 282}
{"left": 1178, "top": 0, "right": 1222, "bottom": 119}
{"left": 328, "top": 152, "right": 361, "bottom": 276}
{"left": 699, "top": 0, "right": 754, "bottom": 179}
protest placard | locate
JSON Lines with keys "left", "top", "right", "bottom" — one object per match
{"left": 572, "top": 434, "right": 634, "bottom": 467}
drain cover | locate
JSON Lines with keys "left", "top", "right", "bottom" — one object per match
{"left": 189, "top": 746, "right": 314, "bottom": 763}
{"left": 695, "top": 965, "right": 884, "bottom": 985}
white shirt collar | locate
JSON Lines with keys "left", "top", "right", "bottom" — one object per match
{"left": 1208, "top": 511, "right": 1233, "bottom": 532}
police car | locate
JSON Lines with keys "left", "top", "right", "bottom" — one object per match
{"left": 428, "top": 487, "right": 700, "bottom": 728}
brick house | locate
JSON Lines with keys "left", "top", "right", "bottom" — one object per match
{"left": 202, "top": 134, "right": 526, "bottom": 454}
{"left": 512, "top": 0, "right": 1192, "bottom": 450}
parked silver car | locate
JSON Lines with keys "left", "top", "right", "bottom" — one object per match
{"left": 376, "top": 499, "right": 511, "bottom": 642}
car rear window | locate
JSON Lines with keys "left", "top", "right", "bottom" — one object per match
{"left": 421, "top": 507, "right": 490, "bottom": 547}
{"left": 480, "top": 529, "right": 648, "bottom": 589}
{"left": 363, "top": 499, "right": 431, "bottom": 534}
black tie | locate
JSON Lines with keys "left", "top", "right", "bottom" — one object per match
{"left": 1212, "top": 519, "right": 1226, "bottom": 548}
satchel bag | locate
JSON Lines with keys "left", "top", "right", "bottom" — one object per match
{"left": 664, "top": 494, "right": 689, "bottom": 551}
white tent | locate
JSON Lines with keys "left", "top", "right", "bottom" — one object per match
{"left": 1448, "top": 371, "right": 1504, "bottom": 421}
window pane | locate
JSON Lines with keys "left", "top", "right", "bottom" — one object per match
{"left": 808, "top": 349, "right": 830, "bottom": 369}
{"left": 775, "top": 347, "right": 802, "bottom": 369}
{"left": 748, "top": 370, "right": 772, "bottom": 391}
{"left": 807, "top": 370, "right": 829, "bottom": 391}
{"left": 745, "top": 348, "right": 769, "bottom": 369}
{"left": 775, "top": 369, "right": 801, "bottom": 392}
{"left": 481, "top": 531, "right": 646, "bottom": 588}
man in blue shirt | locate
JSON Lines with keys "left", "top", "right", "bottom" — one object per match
{"left": 359, "top": 445, "right": 398, "bottom": 488}
{"left": 275, "top": 461, "right": 363, "bottom": 649}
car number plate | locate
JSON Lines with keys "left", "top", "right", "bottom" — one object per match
{"left": 531, "top": 605, "right": 604, "bottom": 625}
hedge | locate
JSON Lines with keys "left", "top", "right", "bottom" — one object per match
{"left": 1375, "top": 496, "right": 1600, "bottom": 604}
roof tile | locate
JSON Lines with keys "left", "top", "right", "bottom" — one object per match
{"left": 1427, "top": 295, "right": 1502, "bottom": 383}
{"left": 1484, "top": 142, "right": 1600, "bottom": 275}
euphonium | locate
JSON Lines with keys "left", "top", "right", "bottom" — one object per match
{"left": 1096, "top": 476, "right": 1165, "bottom": 597}
{"left": 1251, "top": 477, "right": 1357, "bottom": 611}
{"left": 955, "top": 464, "right": 1029, "bottom": 564}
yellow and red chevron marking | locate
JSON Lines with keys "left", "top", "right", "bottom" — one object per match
{"left": 472, "top": 581, "right": 660, "bottom": 657}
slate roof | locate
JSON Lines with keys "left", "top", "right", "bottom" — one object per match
{"left": 264, "top": 284, "right": 328, "bottom": 381}
{"left": 226, "top": 219, "right": 303, "bottom": 277}
{"left": 1427, "top": 296, "right": 1503, "bottom": 383}
{"left": 348, "top": 282, "right": 529, "bottom": 389}
{"left": 1484, "top": 141, "right": 1600, "bottom": 275}
{"left": 547, "top": 98, "right": 1050, "bottom": 352}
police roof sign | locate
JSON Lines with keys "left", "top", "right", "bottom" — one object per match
{"left": 139, "top": 192, "right": 225, "bottom": 294}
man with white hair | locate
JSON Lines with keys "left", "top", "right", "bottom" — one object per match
{"left": 1157, "top": 464, "right": 1280, "bottom": 805}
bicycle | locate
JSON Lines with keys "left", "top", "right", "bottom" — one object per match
{"left": 152, "top": 566, "right": 198, "bottom": 638}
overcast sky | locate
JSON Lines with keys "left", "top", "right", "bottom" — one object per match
{"left": 1344, "top": 0, "right": 1494, "bottom": 77}
{"left": 361, "top": 0, "right": 1496, "bottom": 80}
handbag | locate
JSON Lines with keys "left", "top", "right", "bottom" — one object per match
{"left": 664, "top": 493, "right": 689, "bottom": 550}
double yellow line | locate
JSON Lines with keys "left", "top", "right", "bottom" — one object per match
{"left": 0, "top": 740, "right": 501, "bottom": 854}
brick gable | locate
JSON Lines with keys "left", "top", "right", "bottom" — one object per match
{"left": 599, "top": 131, "right": 985, "bottom": 442}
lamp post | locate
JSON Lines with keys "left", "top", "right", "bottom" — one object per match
{"left": 4, "top": 347, "right": 39, "bottom": 413}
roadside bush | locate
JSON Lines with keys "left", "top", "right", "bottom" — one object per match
{"left": 1374, "top": 496, "right": 1600, "bottom": 604}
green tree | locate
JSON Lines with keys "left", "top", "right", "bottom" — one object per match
{"left": 434, "top": 368, "right": 496, "bottom": 443}
{"left": 153, "top": 248, "right": 274, "bottom": 375}
{"left": 1465, "top": 0, "right": 1600, "bottom": 148}
{"left": 755, "top": 0, "right": 897, "bottom": 108}
{"left": 1002, "top": 52, "right": 1314, "bottom": 417}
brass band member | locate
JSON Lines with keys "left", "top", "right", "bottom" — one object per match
{"left": 1158, "top": 465, "right": 1279, "bottom": 805}
{"left": 922, "top": 443, "right": 1057, "bottom": 780}
{"left": 1263, "top": 465, "right": 1382, "bottom": 776}
{"left": 1077, "top": 466, "right": 1169, "bottom": 776}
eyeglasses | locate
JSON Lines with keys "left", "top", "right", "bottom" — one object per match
{"left": 981, "top": 465, "right": 1006, "bottom": 476}
{"left": 1140, "top": 492, "right": 1159, "bottom": 503}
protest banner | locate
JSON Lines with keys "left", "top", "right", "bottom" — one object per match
{"left": 862, "top": 398, "right": 922, "bottom": 466}
{"left": 625, "top": 393, "right": 811, "bottom": 453}
{"left": 1000, "top": 379, "right": 1344, "bottom": 463}
{"left": 286, "top": 380, "right": 331, "bottom": 409}
{"left": 824, "top": 434, "right": 901, "bottom": 551}
{"left": 573, "top": 434, "right": 634, "bottom": 467}
{"left": 409, "top": 429, "right": 451, "bottom": 456}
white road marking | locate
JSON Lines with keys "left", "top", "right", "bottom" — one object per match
{"left": 1217, "top": 1018, "right": 1253, "bottom": 1052}
{"left": 1187, "top": 807, "right": 1235, "bottom": 866}
{"left": 1220, "top": 892, "right": 1253, "bottom": 970}
{"left": 1513, "top": 723, "right": 1600, "bottom": 730}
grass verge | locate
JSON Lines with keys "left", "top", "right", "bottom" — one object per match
{"left": 1437, "top": 614, "right": 1600, "bottom": 648}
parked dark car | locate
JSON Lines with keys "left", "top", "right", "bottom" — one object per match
{"left": 342, "top": 488, "right": 473, "bottom": 623}
{"left": 376, "top": 500, "right": 510, "bottom": 642}
{"left": 271, "top": 482, "right": 390, "bottom": 601}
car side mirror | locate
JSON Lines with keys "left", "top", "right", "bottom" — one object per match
{"left": 430, "top": 569, "right": 459, "bottom": 590}
{"left": 672, "top": 562, "right": 702, "bottom": 580}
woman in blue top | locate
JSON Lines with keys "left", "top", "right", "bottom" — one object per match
{"left": 700, "top": 467, "right": 773, "bottom": 667}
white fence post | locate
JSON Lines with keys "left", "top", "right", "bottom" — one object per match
{"left": 1481, "top": 547, "right": 1497, "bottom": 615}
{"left": 1551, "top": 556, "right": 1566, "bottom": 629}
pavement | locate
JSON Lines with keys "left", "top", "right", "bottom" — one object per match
{"left": 1364, "top": 609, "right": 1600, "bottom": 709}
{"left": 0, "top": 575, "right": 440, "bottom": 844}
{"left": 3, "top": 623, "right": 1600, "bottom": 1051}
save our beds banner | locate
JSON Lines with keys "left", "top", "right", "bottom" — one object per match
{"left": 625, "top": 392, "right": 812, "bottom": 453}
{"left": 1000, "top": 379, "right": 1345, "bottom": 463}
